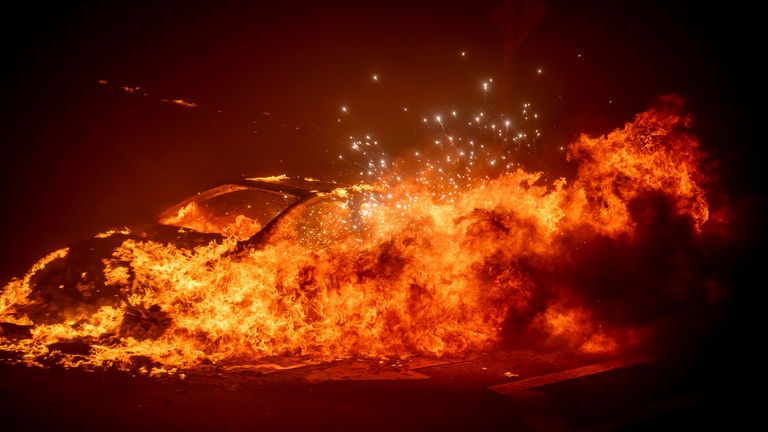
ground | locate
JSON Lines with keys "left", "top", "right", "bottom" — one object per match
{"left": 0, "top": 348, "right": 735, "bottom": 431}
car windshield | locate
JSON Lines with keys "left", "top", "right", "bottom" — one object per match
{"left": 157, "top": 185, "right": 301, "bottom": 240}
{"left": 272, "top": 191, "right": 376, "bottom": 249}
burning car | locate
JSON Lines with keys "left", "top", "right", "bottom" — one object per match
{"left": 0, "top": 176, "right": 366, "bottom": 355}
{"left": 0, "top": 98, "right": 726, "bottom": 376}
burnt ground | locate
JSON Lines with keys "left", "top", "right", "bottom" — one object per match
{"left": 0, "top": 349, "right": 746, "bottom": 431}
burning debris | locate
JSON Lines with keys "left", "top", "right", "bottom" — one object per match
{"left": 160, "top": 99, "right": 198, "bottom": 108}
{"left": 0, "top": 96, "right": 727, "bottom": 374}
{"left": 98, "top": 79, "right": 199, "bottom": 109}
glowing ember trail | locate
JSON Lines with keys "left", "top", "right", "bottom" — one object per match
{"left": 0, "top": 96, "right": 721, "bottom": 374}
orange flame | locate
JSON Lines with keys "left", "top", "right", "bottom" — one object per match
{"left": 0, "top": 96, "right": 718, "bottom": 373}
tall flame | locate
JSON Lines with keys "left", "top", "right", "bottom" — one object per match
{"left": 0, "top": 96, "right": 719, "bottom": 373}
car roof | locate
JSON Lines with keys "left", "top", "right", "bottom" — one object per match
{"left": 236, "top": 175, "right": 344, "bottom": 198}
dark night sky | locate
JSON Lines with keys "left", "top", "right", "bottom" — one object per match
{"left": 1, "top": 0, "right": 763, "bottom": 281}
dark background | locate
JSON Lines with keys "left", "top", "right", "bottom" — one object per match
{"left": 1, "top": 1, "right": 762, "bottom": 280}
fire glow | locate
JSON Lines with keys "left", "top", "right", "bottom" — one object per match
{"left": 0, "top": 96, "right": 723, "bottom": 375}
